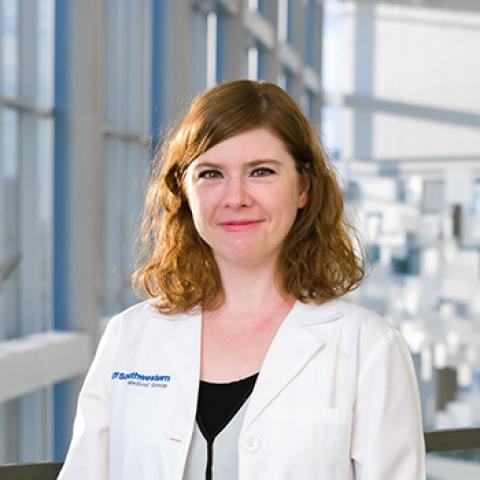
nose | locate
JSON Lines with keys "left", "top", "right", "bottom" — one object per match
{"left": 223, "top": 176, "right": 253, "bottom": 208}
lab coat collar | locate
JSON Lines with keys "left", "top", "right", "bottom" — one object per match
{"left": 148, "top": 299, "right": 343, "bottom": 438}
{"left": 241, "top": 299, "right": 343, "bottom": 432}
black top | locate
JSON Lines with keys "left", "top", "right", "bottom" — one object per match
{"left": 196, "top": 372, "right": 259, "bottom": 480}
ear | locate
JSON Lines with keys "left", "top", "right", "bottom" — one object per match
{"left": 297, "top": 171, "right": 310, "bottom": 209}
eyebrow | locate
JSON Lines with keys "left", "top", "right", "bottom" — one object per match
{"left": 192, "top": 158, "right": 282, "bottom": 170}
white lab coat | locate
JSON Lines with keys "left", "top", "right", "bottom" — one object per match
{"left": 58, "top": 298, "right": 425, "bottom": 480}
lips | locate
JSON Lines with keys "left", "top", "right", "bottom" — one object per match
{"left": 218, "top": 220, "right": 263, "bottom": 232}
{"left": 219, "top": 220, "right": 262, "bottom": 226}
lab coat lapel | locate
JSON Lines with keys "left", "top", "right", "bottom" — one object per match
{"left": 150, "top": 310, "right": 202, "bottom": 439}
{"left": 241, "top": 300, "right": 343, "bottom": 433}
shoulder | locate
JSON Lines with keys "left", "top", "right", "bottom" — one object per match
{"left": 302, "top": 298, "right": 405, "bottom": 359}
{"left": 105, "top": 298, "right": 188, "bottom": 338}
{"left": 333, "top": 299, "right": 412, "bottom": 376}
{"left": 303, "top": 298, "right": 398, "bottom": 336}
{"left": 335, "top": 298, "right": 400, "bottom": 341}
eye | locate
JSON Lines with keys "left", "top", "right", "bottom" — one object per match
{"left": 198, "top": 169, "right": 222, "bottom": 179}
{"left": 251, "top": 167, "right": 275, "bottom": 177}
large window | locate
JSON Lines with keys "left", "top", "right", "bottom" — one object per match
{"left": 104, "top": 0, "right": 152, "bottom": 316}
{"left": 0, "top": 0, "right": 324, "bottom": 464}
{"left": 0, "top": 0, "right": 55, "bottom": 462}
{"left": 322, "top": 5, "right": 480, "bottom": 475}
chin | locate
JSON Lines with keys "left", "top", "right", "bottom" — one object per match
{"left": 216, "top": 248, "right": 277, "bottom": 268}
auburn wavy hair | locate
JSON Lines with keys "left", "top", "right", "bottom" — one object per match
{"left": 132, "top": 79, "right": 364, "bottom": 314}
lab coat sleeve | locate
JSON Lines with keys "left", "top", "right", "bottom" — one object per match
{"left": 57, "top": 314, "right": 121, "bottom": 480}
{"left": 350, "top": 329, "right": 426, "bottom": 479}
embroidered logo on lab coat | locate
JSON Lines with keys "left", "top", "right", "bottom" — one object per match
{"left": 111, "top": 371, "right": 171, "bottom": 389}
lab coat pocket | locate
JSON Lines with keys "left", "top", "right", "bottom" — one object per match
{"left": 268, "top": 406, "right": 353, "bottom": 479}
{"left": 304, "top": 407, "right": 353, "bottom": 478}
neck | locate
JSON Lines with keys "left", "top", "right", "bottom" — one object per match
{"left": 208, "top": 258, "right": 294, "bottom": 319}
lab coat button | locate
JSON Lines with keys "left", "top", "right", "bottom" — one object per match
{"left": 243, "top": 435, "right": 260, "bottom": 453}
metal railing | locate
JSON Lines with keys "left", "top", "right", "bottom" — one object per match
{"left": 0, "top": 462, "right": 63, "bottom": 479}
{"left": 425, "top": 427, "right": 480, "bottom": 453}
{"left": 0, "top": 429, "right": 478, "bottom": 479}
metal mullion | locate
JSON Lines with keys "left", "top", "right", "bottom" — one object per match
{"left": 118, "top": 0, "right": 128, "bottom": 131}
{"left": 192, "top": 6, "right": 208, "bottom": 93}
{"left": 150, "top": 0, "right": 165, "bottom": 147}
{"left": 103, "top": 136, "right": 113, "bottom": 313}
{"left": 0, "top": 95, "right": 53, "bottom": 116}
{"left": 126, "top": 0, "right": 138, "bottom": 134}
{"left": 125, "top": 141, "right": 137, "bottom": 306}
{"left": 103, "top": 124, "right": 151, "bottom": 147}
{"left": 0, "top": 2, "right": 3, "bottom": 94}
{"left": 125, "top": 141, "right": 148, "bottom": 303}
{"left": 104, "top": 135, "right": 128, "bottom": 312}
{"left": 37, "top": 116, "right": 54, "bottom": 332}
{"left": 136, "top": 0, "right": 151, "bottom": 136}
{"left": 107, "top": 0, "right": 125, "bottom": 129}
{"left": 105, "top": 0, "right": 117, "bottom": 126}
{"left": 39, "top": 113, "right": 55, "bottom": 460}
{"left": 117, "top": 137, "right": 129, "bottom": 309}
{"left": 18, "top": 0, "right": 52, "bottom": 463}
{"left": 142, "top": 0, "right": 152, "bottom": 138}
{"left": 0, "top": 108, "right": 4, "bottom": 337}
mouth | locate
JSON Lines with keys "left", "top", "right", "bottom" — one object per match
{"left": 218, "top": 220, "right": 263, "bottom": 232}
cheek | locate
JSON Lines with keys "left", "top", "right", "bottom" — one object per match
{"left": 189, "top": 192, "right": 215, "bottom": 229}
{"left": 272, "top": 185, "right": 301, "bottom": 217}
{"left": 277, "top": 197, "right": 302, "bottom": 234}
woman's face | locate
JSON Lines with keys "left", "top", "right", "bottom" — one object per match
{"left": 183, "top": 128, "right": 309, "bottom": 269}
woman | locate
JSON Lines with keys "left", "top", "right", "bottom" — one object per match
{"left": 58, "top": 80, "right": 425, "bottom": 479}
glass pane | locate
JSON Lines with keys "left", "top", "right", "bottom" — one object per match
{"left": 37, "top": 0, "right": 55, "bottom": 107}
{"left": 247, "top": 45, "right": 258, "bottom": 80}
{"left": 257, "top": 45, "right": 266, "bottom": 80}
{"left": 19, "top": 388, "right": 51, "bottom": 461}
{"left": 0, "top": 387, "right": 51, "bottom": 463}
{"left": 0, "top": 107, "right": 19, "bottom": 341}
{"left": 0, "top": 397, "right": 20, "bottom": 462}
{"left": 106, "top": 0, "right": 129, "bottom": 129}
{"left": 104, "top": 137, "right": 149, "bottom": 315}
{"left": 278, "top": 66, "right": 294, "bottom": 95}
{"left": 302, "top": 88, "right": 314, "bottom": 120}
{"left": 15, "top": 115, "right": 53, "bottom": 336}
{"left": 427, "top": 450, "right": 480, "bottom": 479}
{"left": 206, "top": 11, "right": 217, "bottom": 88}
{"left": 278, "top": 0, "right": 288, "bottom": 43}
{"left": 106, "top": 0, "right": 151, "bottom": 134}
{"left": 35, "top": 116, "right": 53, "bottom": 333}
{"left": 191, "top": 7, "right": 208, "bottom": 94}
{"left": 474, "top": 180, "right": 480, "bottom": 214}
{"left": 305, "top": 0, "right": 315, "bottom": 67}
{"left": 1, "top": 0, "right": 18, "bottom": 97}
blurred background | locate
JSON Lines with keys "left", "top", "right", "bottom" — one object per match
{"left": 0, "top": 0, "right": 479, "bottom": 477}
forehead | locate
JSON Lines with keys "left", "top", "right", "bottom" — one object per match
{"left": 191, "top": 128, "right": 292, "bottom": 166}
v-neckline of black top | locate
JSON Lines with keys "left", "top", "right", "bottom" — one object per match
{"left": 196, "top": 372, "right": 259, "bottom": 443}
{"left": 195, "top": 372, "right": 259, "bottom": 480}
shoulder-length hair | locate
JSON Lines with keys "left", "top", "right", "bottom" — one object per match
{"left": 132, "top": 79, "right": 364, "bottom": 314}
